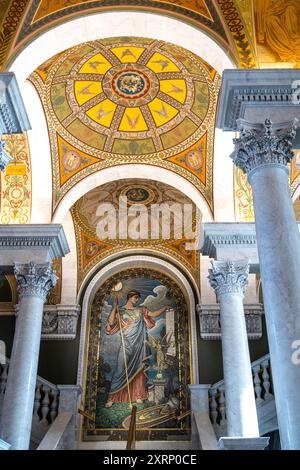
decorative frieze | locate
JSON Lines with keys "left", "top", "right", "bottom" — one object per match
{"left": 41, "top": 305, "right": 81, "bottom": 340}
{"left": 15, "top": 304, "right": 81, "bottom": 340}
{"left": 197, "top": 304, "right": 263, "bottom": 340}
{"left": 0, "top": 73, "right": 31, "bottom": 134}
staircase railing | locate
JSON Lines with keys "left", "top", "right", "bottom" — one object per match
{"left": 208, "top": 354, "right": 274, "bottom": 434}
{"left": 126, "top": 405, "right": 137, "bottom": 450}
{"left": 0, "top": 359, "right": 59, "bottom": 448}
{"left": 37, "top": 412, "right": 73, "bottom": 450}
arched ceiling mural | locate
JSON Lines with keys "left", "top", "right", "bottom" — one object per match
{"left": 71, "top": 178, "right": 200, "bottom": 288}
{"left": 0, "top": 0, "right": 256, "bottom": 70}
{"left": 29, "top": 37, "right": 219, "bottom": 212}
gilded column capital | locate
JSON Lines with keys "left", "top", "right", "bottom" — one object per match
{"left": 231, "top": 118, "right": 297, "bottom": 177}
{"left": 14, "top": 262, "right": 57, "bottom": 301}
{"left": 208, "top": 259, "right": 249, "bottom": 299}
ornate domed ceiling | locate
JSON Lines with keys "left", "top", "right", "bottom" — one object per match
{"left": 29, "top": 37, "right": 220, "bottom": 211}
{"left": 71, "top": 178, "right": 199, "bottom": 286}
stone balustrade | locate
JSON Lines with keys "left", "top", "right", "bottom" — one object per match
{"left": 0, "top": 360, "right": 59, "bottom": 448}
{"left": 209, "top": 354, "right": 273, "bottom": 433}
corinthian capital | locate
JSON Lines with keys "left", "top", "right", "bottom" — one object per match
{"left": 14, "top": 262, "right": 57, "bottom": 301}
{"left": 208, "top": 259, "right": 249, "bottom": 299}
{"left": 231, "top": 118, "right": 297, "bottom": 175}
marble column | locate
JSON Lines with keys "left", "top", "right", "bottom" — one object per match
{"left": 208, "top": 259, "right": 259, "bottom": 438}
{"left": 232, "top": 118, "right": 300, "bottom": 449}
{"left": 0, "top": 262, "right": 57, "bottom": 450}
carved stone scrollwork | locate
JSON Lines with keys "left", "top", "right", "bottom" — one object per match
{"left": 208, "top": 259, "right": 249, "bottom": 299}
{"left": 14, "top": 303, "right": 81, "bottom": 340}
{"left": 41, "top": 305, "right": 81, "bottom": 340}
{"left": 231, "top": 118, "right": 297, "bottom": 175}
{"left": 197, "top": 304, "right": 263, "bottom": 340}
{"left": 14, "top": 262, "right": 57, "bottom": 301}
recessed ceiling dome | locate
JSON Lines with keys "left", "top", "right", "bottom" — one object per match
{"left": 39, "top": 37, "right": 216, "bottom": 159}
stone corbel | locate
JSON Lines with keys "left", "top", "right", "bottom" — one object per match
{"left": 15, "top": 304, "right": 81, "bottom": 340}
{"left": 197, "top": 303, "right": 263, "bottom": 340}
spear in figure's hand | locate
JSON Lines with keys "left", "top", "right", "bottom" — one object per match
{"left": 111, "top": 282, "right": 132, "bottom": 410}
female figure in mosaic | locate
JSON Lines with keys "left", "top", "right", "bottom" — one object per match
{"left": 105, "top": 290, "right": 168, "bottom": 408}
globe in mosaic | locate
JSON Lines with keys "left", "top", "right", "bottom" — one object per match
{"left": 116, "top": 72, "right": 146, "bottom": 96}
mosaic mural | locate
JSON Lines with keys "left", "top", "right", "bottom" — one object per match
{"left": 254, "top": 0, "right": 300, "bottom": 68}
{"left": 0, "top": 133, "right": 31, "bottom": 224}
{"left": 29, "top": 37, "right": 219, "bottom": 212}
{"left": 83, "top": 268, "right": 191, "bottom": 441}
{"left": 71, "top": 179, "right": 200, "bottom": 288}
{"left": 0, "top": 0, "right": 261, "bottom": 72}
{"left": 0, "top": 0, "right": 248, "bottom": 69}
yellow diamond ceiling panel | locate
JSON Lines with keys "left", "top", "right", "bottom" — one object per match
{"left": 79, "top": 53, "right": 112, "bottom": 74}
{"left": 29, "top": 37, "right": 220, "bottom": 212}
{"left": 74, "top": 81, "right": 103, "bottom": 105}
{"left": 110, "top": 46, "right": 145, "bottom": 63}
{"left": 86, "top": 99, "right": 117, "bottom": 127}
{"left": 159, "top": 80, "right": 187, "bottom": 104}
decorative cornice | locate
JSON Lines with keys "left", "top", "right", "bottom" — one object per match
{"left": 0, "top": 73, "right": 31, "bottom": 133}
{"left": 208, "top": 259, "right": 249, "bottom": 298}
{"left": 216, "top": 69, "right": 300, "bottom": 132}
{"left": 0, "top": 139, "right": 12, "bottom": 171}
{"left": 0, "top": 224, "right": 70, "bottom": 260}
{"left": 197, "top": 303, "right": 263, "bottom": 340}
{"left": 202, "top": 229, "right": 257, "bottom": 259}
{"left": 14, "top": 262, "right": 57, "bottom": 301}
{"left": 231, "top": 119, "right": 297, "bottom": 176}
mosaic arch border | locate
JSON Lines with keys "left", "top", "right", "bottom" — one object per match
{"left": 83, "top": 267, "right": 192, "bottom": 440}
{"left": 76, "top": 255, "right": 199, "bottom": 412}
{"left": 1, "top": 0, "right": 256, "bottom": 71}
{"left": 9, "top": 11, "right": 234, "bottom": 224}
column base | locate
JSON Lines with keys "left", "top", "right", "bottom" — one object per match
{"left": 218, "top": 437, "right": 270, "bottom": 450}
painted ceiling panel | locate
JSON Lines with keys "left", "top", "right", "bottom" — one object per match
{"left": 29, "top": 37, "right": 219, "bottom": 211}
